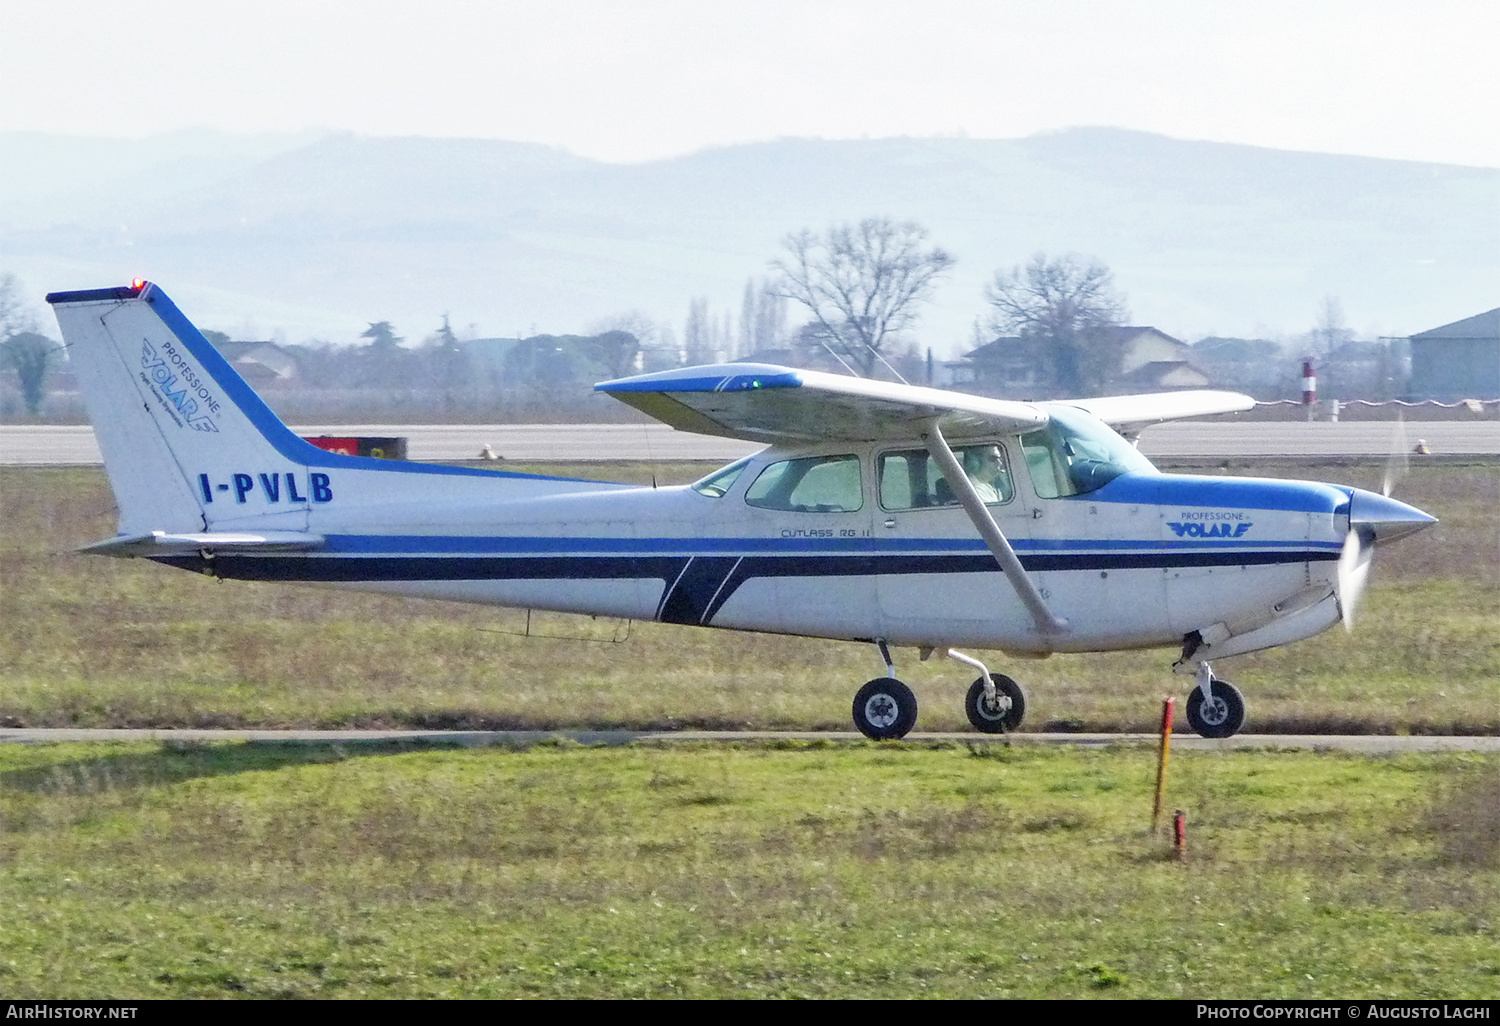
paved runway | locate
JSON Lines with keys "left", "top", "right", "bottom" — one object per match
{"left": 2, "top": 728, "right": 1495, "bottom": 753}
{"left": 3, "top": 420, "right": 1498, "bottom": 464}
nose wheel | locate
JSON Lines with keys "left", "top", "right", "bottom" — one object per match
{"left": 965, "top": 673, "right": 1027, "bottom": 733}
{"left": 1185, "top": 670, "right": 1246, "bottom": 739}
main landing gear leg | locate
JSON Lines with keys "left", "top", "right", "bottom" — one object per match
{"left": 852, "top": 639, "right": 918, "bottom": 741}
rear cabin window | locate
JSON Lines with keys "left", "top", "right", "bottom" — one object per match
{"left": 878, "top": 444, "right": 1014, "bottom": 510}
{"left": 691, "top": 456, "right": 752, "bottom": 498}
{"left": 744, "top": 455, "right": 863, "bottom": 513}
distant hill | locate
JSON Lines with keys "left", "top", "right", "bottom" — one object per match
{"left": 2, "top": 128, "right": 1494, "bottom": 354}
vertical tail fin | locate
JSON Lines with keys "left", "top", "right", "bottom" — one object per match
{"left": 51, "top": 280, "right": 599, "bottom": 543}
{"left": 48, "top": 282, "right": 327, "bottom": 536}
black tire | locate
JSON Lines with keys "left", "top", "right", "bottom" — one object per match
{"left": 1185, "top": 678, "right": 1246, "bottom": 739}
{"left": 965, "top": 674, "right": 1027, "bottom": 733}
{"left": 852, "top": 677, "right": 918, "bottom": 740}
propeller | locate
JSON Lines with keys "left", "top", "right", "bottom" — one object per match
{"left": 1381, "top": 415, "right": 1409, "bottom": 499}
{"left": 1340, "top": 417, "right": 1420, "bottom": 631}
{"left": 1336, "top": 525, "right": 1375, "bottom": 631}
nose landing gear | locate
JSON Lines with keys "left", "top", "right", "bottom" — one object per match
{"left": 964, "top": 673, "right": 1027, "bottom": 733}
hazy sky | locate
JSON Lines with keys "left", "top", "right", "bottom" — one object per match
{"left": 4, "top": 0, "right": 1497, "bottom": 167}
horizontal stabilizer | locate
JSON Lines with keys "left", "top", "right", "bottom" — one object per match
{"left": 79, "top": 531, "right": 326, "bottom": 559}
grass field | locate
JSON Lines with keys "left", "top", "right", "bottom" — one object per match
{"left": 1, "top": 738, "right": 1496, "bottom": 998}
{"left": 1, "top": 460, "right": 1497, "bottom": 998}
{"left": 1, "top": 461, "right": 1495, "bottom": 734}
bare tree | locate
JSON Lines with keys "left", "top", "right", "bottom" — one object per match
{"left": 753, "top": 280, "right": 787, "bottom": 355}
{"left": 771, "top": 218, "right": 954, "bottom": 377}
{"left": 0, "top": 274, "right": 37, "bottom": 337}
{"left": 683, "top": 297, "right": 711, "bottom": 365}
{"left": 1308, "top": 295, "right": 1353, "bottom": 357}
{"left": 737, "top": 280, "right": 757, "bottom": 360}
{"left": 984, "top": 253, "right": 1127, "bottom": 395}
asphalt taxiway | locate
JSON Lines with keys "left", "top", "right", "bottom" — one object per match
{"left": 2, "top": 728, "right": 1495, "bottom": 753}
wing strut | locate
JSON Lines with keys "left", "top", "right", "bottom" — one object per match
{"left": 924, "top": 420, "right": 1068, "bottom": 635}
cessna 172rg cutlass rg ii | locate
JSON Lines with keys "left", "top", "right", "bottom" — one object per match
{"left": 48, "top": 282, "right": 1436, "bottom": 740}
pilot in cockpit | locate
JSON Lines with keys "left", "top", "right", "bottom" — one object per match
{"left": 962, "top": 445, "right": 1013, "bottom": 504}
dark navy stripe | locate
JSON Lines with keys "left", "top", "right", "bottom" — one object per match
{"left": 46, "top": 286, "right": 145, "bottom": 303}
{"left": 157, "top": 554, "right": 687, "bottom": 584}
{"left": 319, "top": 533, "right": 1343, "bottom": 556}
{"left": 656, "top": 556, "right": 743, "bottom": 624}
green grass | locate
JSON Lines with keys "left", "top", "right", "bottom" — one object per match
{"left": 1, "top": 462, "right": 1496, "bottom": 733}
{"left": 1, "top": 739, "right": 1495, "bottom": 998}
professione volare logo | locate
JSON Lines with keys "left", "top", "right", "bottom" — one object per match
{"left": 140, "top": 337, "right": 221, "bottom": 433}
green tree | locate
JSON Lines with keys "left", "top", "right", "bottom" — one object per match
{"left": 360, "top": 321, "right": 404, "bottom": 351}
{"left": 423, "top": 314, "right": 472, "bottom": 413}
{"left": 0, "top": 274, "right": 60, "bottom": 415}
{"left": 2, "top": 330, "right": 62, "bottom": 415}
{"left": 590, "top": 330, "right": 641, "bottom": 379}
{"left": 358, "top": 320, "right": 412, "bottom": 389}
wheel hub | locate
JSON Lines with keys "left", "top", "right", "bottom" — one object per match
{"left": 976, "top": 693, "right": 1010, "bottom": 719}
{"left": 1198, "top": 695, "right": 1230, "bottom": 726}
{"left": 864, "top": 694, "right": 899, "bottom": 728}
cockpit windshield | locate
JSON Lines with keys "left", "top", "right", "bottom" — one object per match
{"left": 1020, "top": 406, "right": 1158, "bottom": 497}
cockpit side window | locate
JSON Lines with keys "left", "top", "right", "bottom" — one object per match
{"left": 745, "top": 454, "right": 863, "bottom": 512}
{"left": 1022, "top": 406, "right": 1157, "bottom": 498}
{"left": 879, "top": 444, "right": 1014, "bottom": 510}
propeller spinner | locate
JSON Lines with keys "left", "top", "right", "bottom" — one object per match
{"left": 1335, "top": 488, "right": 1437, "bottom": 630}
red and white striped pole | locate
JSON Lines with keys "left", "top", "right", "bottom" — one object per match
{"left": 1301, "top": 359, "right": 1317, "bottom": 406}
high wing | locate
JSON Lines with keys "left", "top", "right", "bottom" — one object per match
{"left": 597, "top": 364, "right": 1254, "bottom": 444}
{"left": 1059, "top": 390, "right": 1255, "bottom": 433}
{"left": 595, "top": 363, "right": 1048, "bottom": 444}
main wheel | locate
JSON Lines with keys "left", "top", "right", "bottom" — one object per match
{"left": 852, "top": 677, "right": 918, "bottom": 740}
{"left": 1185, "top": 678, "right": 1246, "bottom": 738}
{"left": 965, "top": 673, "right": 1027, "bottom": 733}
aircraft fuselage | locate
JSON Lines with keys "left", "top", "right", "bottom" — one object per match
{"left": 155, "top": 440, "right": 1390, "bottom": 661}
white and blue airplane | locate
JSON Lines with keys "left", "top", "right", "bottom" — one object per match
{"left": 48, "top": 281, "right": 1436, "bottom": 740}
